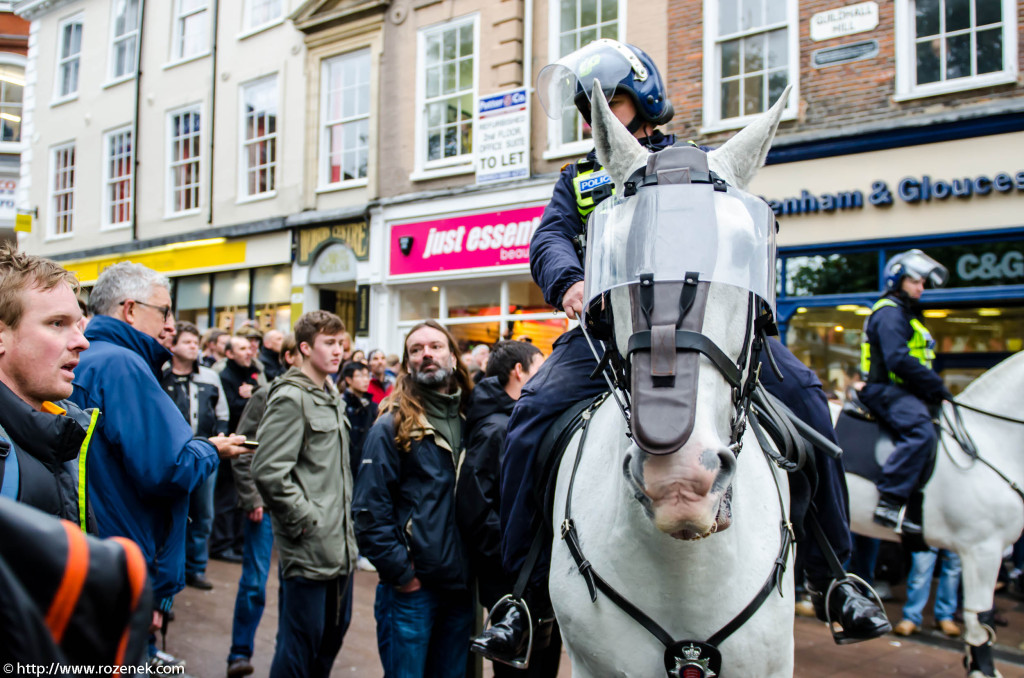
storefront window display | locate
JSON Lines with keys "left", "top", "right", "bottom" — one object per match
{"left": 783, "top": 251, "right": 878, "bottom": 296}
{"left": 397, "top": 278, "right": 568, "bottom": 354}
{"left": 253, "top": 265, "right": 292, "bottom": 333}
{"left": 213, "top": 269, "right": 251, "bottom": 332}
{"left": 786, "top": 304, "right": 1024, "bottom": 398}
{"left": 175, "top": 274, "right": 211, "bottom": 328}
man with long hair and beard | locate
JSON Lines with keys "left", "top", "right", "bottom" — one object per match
{"left": 353, "top": 320, "right": 475, "bottom": 678}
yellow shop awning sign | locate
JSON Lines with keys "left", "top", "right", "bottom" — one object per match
{"left": 64, "top": 238, "right": 247, "bottom": 284}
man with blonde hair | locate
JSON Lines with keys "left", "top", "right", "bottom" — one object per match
{"left": 0, "top": 244, "right": 95, "bottom": 529}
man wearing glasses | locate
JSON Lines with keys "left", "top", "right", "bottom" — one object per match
{"left": 69, "top": 262, "right": 247, "bottom": 671}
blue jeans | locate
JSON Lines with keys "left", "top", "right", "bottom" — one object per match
{"left": 902, "top": 548, "right": 961, "bottom": 625}
{"left": 185, "top": 471, "right": 216, "bottom": 577}
{"left": 373, "top": 584, "right": 474, "bottom": 678}
{"left": 269, "top": 572, "right": 353, "bottom": 678}
{"left": 228, "top": 514, "right": 274, "bottom": 661}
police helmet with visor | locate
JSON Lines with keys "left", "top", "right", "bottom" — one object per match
{"left": 537, "top": 39, "right": 674, "bottom": 133}
{"left": 884, "top": 249, "right": 948, "bottom": 292}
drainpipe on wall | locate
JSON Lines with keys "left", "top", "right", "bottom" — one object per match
{"left": 130, "top": 0, "right": 146, "bottom": 241}
{"left": 523, "top": 0, "right": 532, "bottom": 91}
{"left": 207, "top": 0, "right": 219, "bottom": 225}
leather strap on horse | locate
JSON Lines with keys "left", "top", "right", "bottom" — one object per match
{"left": 560, "top": 397, "right": 793, "bottom": 656}
{"left": 626, "top": 329, "right": 742, "bottom": 388}
{"left": 948, "top": 397, "right": 1024, "bottom": 426}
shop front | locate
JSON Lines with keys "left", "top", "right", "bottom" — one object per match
{"left": 62, "top": 231, "right": 294, "bottom": 334}
{"left": 384, "top": 202, "right": 567, "bottom": 355}
{"left": 751, "top": 129, "right": 1024, "bottom": 396}
{"left": 293, "top": 219, "right": 370, "bottom": 337}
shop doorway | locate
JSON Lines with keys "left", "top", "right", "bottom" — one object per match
{"left": 308, "top": 242, "right": 359, "bottom": 335}
{"left": 318, "top": 284, "right": 358, "bottom": 335}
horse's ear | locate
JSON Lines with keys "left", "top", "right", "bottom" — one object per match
{"left": 707, "top": 84, "right": 792, "bottom": 191}
{"left": 591, "top": 78, "right": 648, "bottom": 193}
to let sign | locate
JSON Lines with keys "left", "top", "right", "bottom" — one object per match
{"left": 475, "top": 88, "right": 530, "bottom": 184}
{"left": 810, "top": 2, "right": 879, "bottom": 41}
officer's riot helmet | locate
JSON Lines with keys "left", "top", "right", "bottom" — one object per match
{"left": 884, "top": 249, "right": 949, "bottom": 291}
{"left": 536, "top": 39, "right": 674, "bottom": 131}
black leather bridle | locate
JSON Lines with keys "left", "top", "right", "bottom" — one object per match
{"left": 565, "top": 290, "right": 794, "bottom": 678}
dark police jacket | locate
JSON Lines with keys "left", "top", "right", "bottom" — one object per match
{"left": 353, "top": 410, "right": 469, "bottom": 592}
{"left": 529, "top": 132, "right": 678, "bottom": 309}
{"left": 862, "top": 292, "right": 948, "bottom": 403}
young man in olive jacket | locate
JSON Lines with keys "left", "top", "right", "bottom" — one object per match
{"left": 252, "top": 311, "right": 356, "bottom": 678}
{"left": 353, "top": 320, "right": 475, "bottom": 678}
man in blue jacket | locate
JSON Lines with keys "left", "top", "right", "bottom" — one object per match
{"left": 474, "top": 39, "right": 890, "bottom": 665}
{"left": 859, "top": 249, "right": 951, "bottom": 535}
{"left": 70, "top": 262, "right": 246, "bottom": 668}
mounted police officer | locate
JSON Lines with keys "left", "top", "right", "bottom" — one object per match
{"left": 471, "top": 39, "right": 891, "bottom": 667}
{"left": 860, "top": 249, "right": 951, "bottom": 535}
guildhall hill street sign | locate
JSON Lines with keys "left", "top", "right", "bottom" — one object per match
{"left": 810, "top": 2, "right": 879, "bottom": 42}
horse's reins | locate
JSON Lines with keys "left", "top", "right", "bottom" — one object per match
{"left": 939, "top": 398, "right": 1024, "bottom": 503}
{"left": 560, "top": 392, "right": 794, "bottom": 677}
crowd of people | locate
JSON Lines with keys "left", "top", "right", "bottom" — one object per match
{"left": 2, "top": 35, "right": 1014, "bottom": 678}
{"left": 0, "top": 241, "right": 560, "bottom": 677}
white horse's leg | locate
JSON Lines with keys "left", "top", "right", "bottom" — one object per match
{"left": 959, "top": 539, "right": 1004, "bottom": 678}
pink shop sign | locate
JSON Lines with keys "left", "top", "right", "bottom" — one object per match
{"left": 389, "top": 205, "right": 545, "bottom": 276}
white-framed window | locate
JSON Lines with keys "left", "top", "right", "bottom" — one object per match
{"left": 415, "top": 16, "right": 477, "bottom": 175}
{"left": 0, "top": 55, "right": 25, "bottom": 148}
{"left": 320, "top": 50, "right": 370, "bottom": 188}
{"left": 702, "top": 0, "right": 798, "bottom": 132}
{"left": 172, "top": 0, "right": 209, "bottom": 62}
{"left": 240, "top": 75, "right": 278, "bottom": 199}
{"left": 546, "top": 0, "right": 624, "bottom": 156}
{"left": 103, "top": 126, "right": 133, "bottom": 229}
{"left": 49, "top": 143, "right": 75, "bottom": 237}
{"left": 109, "top": 0, "right": 140, "bottom": 80}
{"left": 894, "top": 0, "right": 1017, "bottom": 99}
{"left": 167, "top": 105, "right": 202, "bottom": 216}
{"left": 243, "top": 0, "right": 283, "bottom": 32}
{"left": 55, "top": 15, "right": 83, "bottom": 101}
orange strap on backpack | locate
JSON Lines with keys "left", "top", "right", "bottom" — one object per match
{"left": 111, "top": 537, "right": 148, "bottom": 672}
{"left": 45, "top": 521, "right": 89, "bottom": 642}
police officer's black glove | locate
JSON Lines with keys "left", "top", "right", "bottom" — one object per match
{"left": 937, "top": 386, "right": 954, "bottom": 403}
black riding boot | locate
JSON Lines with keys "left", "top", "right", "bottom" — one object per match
{"left": 873, "top": 494, "right": 922, "bottom": 535}
{"left": 470, "top": 592, "right": 554, "bottom": 668}
{"left": 807, "top": 578, "right": 892, "bottom": 644}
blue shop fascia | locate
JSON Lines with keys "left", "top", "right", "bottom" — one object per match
{"left": 749, "top": 112, "right": 1024, "bottom": 395}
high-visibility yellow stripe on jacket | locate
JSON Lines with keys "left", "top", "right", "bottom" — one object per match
{"left": 860, "top": 299, "right": 935, "bottom": 385}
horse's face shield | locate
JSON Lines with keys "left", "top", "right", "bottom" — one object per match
{"left": 583, "top": 183, "right": 777, "bottom": 315}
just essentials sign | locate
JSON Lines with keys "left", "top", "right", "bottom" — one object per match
{"left": 389, "top": 205, "right": 545, "bottom": 276}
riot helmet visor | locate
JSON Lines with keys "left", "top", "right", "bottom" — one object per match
{"left": 887, "top": 249, "right": 948, "bottom": 288}
{"left": 537, "top": 39, "right": 645, "bottom": 120}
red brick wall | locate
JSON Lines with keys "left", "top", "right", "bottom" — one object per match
{"left": 0, "top": 13, "right": 29, "bottom": 56}
{"left": 665, "top": 0, "right": 1024, "bottom": 146}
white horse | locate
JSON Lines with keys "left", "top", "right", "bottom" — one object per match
{"left": 547, "top": 84, "right": 796, "bottom": 677}
{"left": 846, "top": 351, "right": 1024, "bottom": 678}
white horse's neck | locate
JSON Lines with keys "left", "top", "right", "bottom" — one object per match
{"left": 945, "top": 351, "right": 1024, "bottom": 479}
